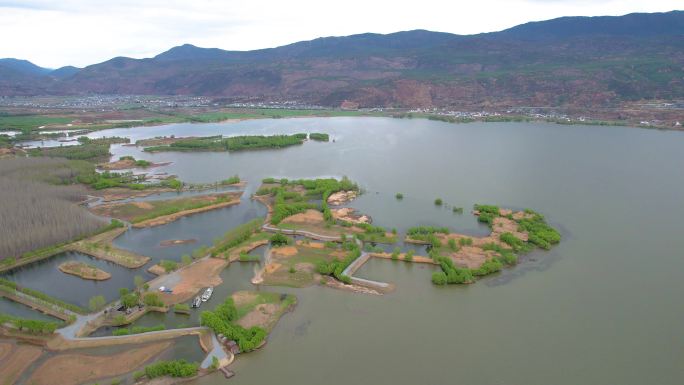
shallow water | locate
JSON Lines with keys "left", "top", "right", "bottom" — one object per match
{"left": 8, "top": 117, "right": 684, "bottom": 384}
{"left": 1, "top": 251, "right": 154, "bottom": 308}
{"left": 0, "top": 296, "right": 58, "bottom": 321}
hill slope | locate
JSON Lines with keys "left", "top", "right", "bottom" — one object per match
{"left": 2, "top": 11, "right": 683, "bottom": 108}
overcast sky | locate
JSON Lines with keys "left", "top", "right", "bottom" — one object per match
{"left": 0, "top": 0, "right": 680, "bottom": 68}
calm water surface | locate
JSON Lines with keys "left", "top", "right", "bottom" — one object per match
{"left": 9, "top": 117, "right": 684, "bottom": 384}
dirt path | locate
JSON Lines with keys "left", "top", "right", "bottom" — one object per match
{"left": 28, "top": 341, "right": 171, "bottom": 385}
{"left": 0, "top": 344, "right": 43, "bottom": 385}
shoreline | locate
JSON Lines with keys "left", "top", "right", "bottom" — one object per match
{"left": 58, "top": 261, "right": 111, "bottom": 281}
{"left": 131, "top": 197, "right": 241, "bottom": 228}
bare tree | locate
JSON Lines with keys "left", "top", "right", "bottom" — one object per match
{"left": 0, "top": 157, "right": 105, "bottom": 260}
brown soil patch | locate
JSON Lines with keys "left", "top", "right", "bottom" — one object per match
{"left": 331, "top": 250, "right": 348, "bottom": 258}
{"left": 332, "top": 207, "right": 370, "bottom": 224}
{"left": 327, "top": 190, "right": 357, "bottom": 205}
{"left": 0, "top": 342, "right": 12, "bottom": 361}
{"left": 296, "top": 240, "right": 325, "bottom": 249}
{"left": 237, "top": 303, "right": 279, "bottom": 329}
{"left": 232, "top": 291, "right": 258, "bottom": 307}
{"left": 451, "top": 247, "right": 495, "bottom": 269}
{"left": 58, "top": 261, "right": 111, "bottom": 281}
{"left": 0, "top": 344, "right": 43, "bottom": 385}
{"left": 282, "top": 209, "right": 324, "bottom": 225}
{"left": 28, "top": 341, "right": 171, "bottom": 385}
{"left": 98, "top": 158, "right": 136, "bottom": 170}
{"left": 157, "top": 258, "right": 227, "bottom": 305}
{"left": 264, "top": 262, "right": 282, "bottom": 275}
{"left": 133, "top": 201, "right": 154, "bottom": 209}
{"left": 490, "top": 217, "right": 529, "bottom": 241}
{"left": 273, "top": 246, "right": 298, "bottom": 257}
{"left": 295, "top": 262, "right": 315, "bottom": 272}
{"left": 147, "top": 264, "right": 167, "bottom": 276}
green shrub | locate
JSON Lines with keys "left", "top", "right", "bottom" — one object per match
{"left": 500, "top": 232, "right": 531, "bottom": 252}
{"left": 144, "top": 359, "right": 199, "bottom": 378}
{"left": 516, "top": 212, "right": 561, "bottom": 250}
{"left": 431, "top": 272, "right": 448, "bottom": 285}
{"left": 471, "top": 258, "right": 503, "bottom": 276}
{"left": 270, "top": 233, "right": 291, "bottom": 247}
{"left": 143, "top": 292, "right": 164, "bottom": 307}
{"left": 200, "top": 298, "right": 266, "bottom": 352}
{"left": 395, "top": 193, "right": 403, "bottom": 200}
{"left": 434, "top": 198, "right": 443, "bottom": 206}
{"left": 221, "top": 175, "right": 240, "bottom": 185}
{"left": 160, "top": 259, "right": 178, "bottom": 273}
{"left": 433, "top": 257, "right": 474, "bottom": 284}
{"left": 459, "top": 237, "right": 473, "bottom": 246}
{"left": 309, "top": 133, "right": 330, "bottom": 141}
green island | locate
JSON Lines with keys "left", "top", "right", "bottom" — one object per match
{"left": 141, "top": 132, "right": 330, "bottom": 152}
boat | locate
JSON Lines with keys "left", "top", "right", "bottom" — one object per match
{"left": 192, "top": 296, "right": 202, "bottom": 308}
{"left": 201, "top": 287, "right": 213, "bottom": 302}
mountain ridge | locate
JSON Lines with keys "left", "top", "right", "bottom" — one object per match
{"left": 2, "top": 11, "right": 683, "bottom": 109}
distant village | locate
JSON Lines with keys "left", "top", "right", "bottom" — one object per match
{"left": 0, "top": 95, "right": 681, "bottom": 129}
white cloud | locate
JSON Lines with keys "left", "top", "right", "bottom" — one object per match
{"left": 0, "top": 0, "right": 680, "bottom": 68}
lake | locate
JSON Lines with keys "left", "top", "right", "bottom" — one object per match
{"left": 11, "top": 117, "right": 684, "bottom": 384}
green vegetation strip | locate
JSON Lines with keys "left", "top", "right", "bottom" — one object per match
{"left": 143, "top": 134, "right": 309, "bottom": 152}
{"left": 131, "top": 193, "right": 238, "bottom": 224}
{"left": 211, "top": 218, "right": 264, "bottom": 257}
{"left": 112, "top": 323, "right": 166, "bottom": 336}
{"left": 0, "top": 313, "right": 63, "bottom": 334}
{"left": 143, "top": 359, "right": 199, "bottom": 379}
{"left": 0, "top": 278, "right": 85, "bottom": 314}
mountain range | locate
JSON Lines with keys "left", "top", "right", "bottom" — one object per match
{"left": 1, "top": 11, "right": 683, "bottom": 109}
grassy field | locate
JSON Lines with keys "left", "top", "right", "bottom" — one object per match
{"left": 0, "top": 114, "right": 73, "bottom": 132}
{"left": 233, "top": 291, "right": 296, "bottom": 331}
{"left": 91, "top": 192, "right": 241, "bottom": 224}
{"left": 263, "top": 243, "right": 344, "bottom": 288}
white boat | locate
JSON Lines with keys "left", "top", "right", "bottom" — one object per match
{"left": 192, "top": 296, "right": 202, "bottom": 308}
{"left": 201, "top": 287, "right": 213, "bottom": 302}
